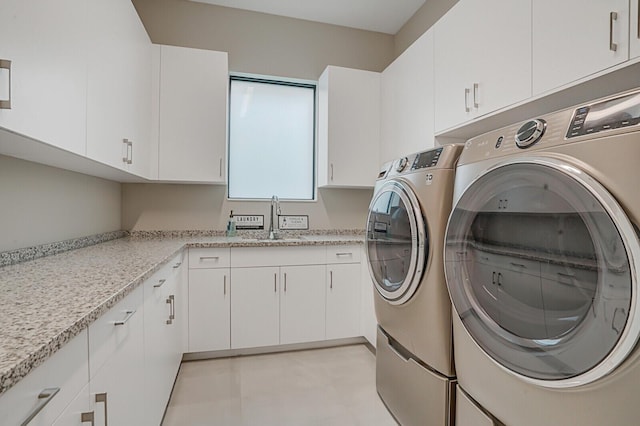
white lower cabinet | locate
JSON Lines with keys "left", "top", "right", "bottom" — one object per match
{"left": 88, "top": 286, "right": 145, "bottom": 426}
{"left": 0, "top": 330, "right": 89, "bottom": 426}
{"left": 52, "top": 383, "right": 92, "bottom": 426}
{"left": 280, "top": 265, "right": 326, "bottom": 345}
{"left": 188, "top": 268, "right": 230, "bottom": 352}
{"left": 143, "top": 256, "right": 184, "bottom": 426}
{"left": 326, "top": 263, "right": 362, "bottom": 340}
{"left": 231, "top": 266, "right": 281, "bottom": 349}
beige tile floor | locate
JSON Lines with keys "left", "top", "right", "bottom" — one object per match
{"left": 162, "top": 344, "right": 398, "bottom": 426}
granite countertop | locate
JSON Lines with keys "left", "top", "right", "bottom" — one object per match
{"left": 0, "top": 231, "right": 364, "bottom": 397}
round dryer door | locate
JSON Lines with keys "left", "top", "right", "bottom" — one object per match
{"left": 366, "top": 180, "right": 427, "bottom": 305}
{"left": 444, "top": 157, "right": 640, "bottom": 388}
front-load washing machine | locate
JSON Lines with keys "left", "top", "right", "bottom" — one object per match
{"left": 444, "top": 88, "right": 640, "bottom": 425}
{"left": 366, "top": 144, "right": 463, "bottom": 426}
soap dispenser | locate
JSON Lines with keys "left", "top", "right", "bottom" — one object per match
{"left": 226, "top": 210, "right": 237, "bottom": 237}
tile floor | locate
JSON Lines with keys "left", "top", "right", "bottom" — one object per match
{"left": 162, "top": 344, "right": 397, "bottom": 426}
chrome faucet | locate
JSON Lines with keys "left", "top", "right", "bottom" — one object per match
{"left": 268, "top": 195, "right": 281, "bottom": 240}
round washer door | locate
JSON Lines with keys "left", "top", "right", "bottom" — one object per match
{"left": 444, "top": 157, "right": 640, "bottom": 388}
{"left": 366, "top": 180, "right": 427, "bottom": 305}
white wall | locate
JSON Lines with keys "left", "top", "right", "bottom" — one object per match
{"left": 0, "top": 155, "right": 121, "bottom": 252}
{"left": 121, "top": 184, "right": 372, "bottom": 231}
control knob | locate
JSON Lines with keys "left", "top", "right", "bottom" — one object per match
{"left": 515, "top": 119, "right": 546, "bottom": 148}
{"left": 396, "top": 157, "right": 409, "bottom": 172}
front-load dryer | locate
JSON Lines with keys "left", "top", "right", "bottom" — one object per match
{"left": 366, "top": 144, "right": 463, "bottom": 426}
{"left": 444, "top": 88, "right": 640, "bottom": 425}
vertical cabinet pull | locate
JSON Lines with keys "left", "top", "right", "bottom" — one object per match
{"left": 122, "top": 139, "right": 133, "bottom": 164}
{"left": 81, "top": 412, "right": 95, "bottom": 425}
{"left": 223, "top": 275, "right": 227, "bottom": 296}
{"left": 274, "top": 273, "right": 277, "bottom": 293}
{"left": 464, "top": 88, "right": 471, "bottom": 112}
{"left": 284, "top": 273, "right": 287, "bottom": 292}
{"left": 610, "top": 11, "right": 618, "bottom": 52}
{"left": 330, "top": 270, "right": 333, "bottom": 290}
{"left": 330, "top": 164, "right": 334, "bottom": 181}
{"left": 20, "top": 387, "right": 60, "bottom": 426}
{"left": 219, "top": 158, "right": 223, "bottom": 177}
{"left": 473, "top": 83, "right": 479, "bottom": 108}
{"left": 95, "top": 393, "right": 108, "bottom": 426}
{"left": 0, "top": 59, "right": 11, "bottom": 109}
{"left": 637, "top": 0, "right": 640, "bottom": 39}
{"left": 166, "top": 295, "right": 175, "bottom": 324}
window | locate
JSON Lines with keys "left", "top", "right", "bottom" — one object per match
{"left": 228, "top": 76, "right": 316, "bottom": 200}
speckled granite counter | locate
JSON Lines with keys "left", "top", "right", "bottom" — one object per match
{"left": 0, "top": 232, "right": 364, "bottom": 396}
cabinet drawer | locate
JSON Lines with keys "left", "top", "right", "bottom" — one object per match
{"left": 189, "top": 248, "right": 230, "bottom": 269}
{"left": 231, "top": 246, "right": 326, "bottom": 267}
{"left": 88, "top": 285, "right": 144, "bottom": 379}
{"left": 327, "top": 245, "right": 361, "bottom": 264}
{"left": 0, "top": 330, "right": 89, "bottom": 426}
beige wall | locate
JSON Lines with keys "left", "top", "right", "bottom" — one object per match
{"left": 121, "top": 184, "right": 372, "bottom": 231}
{"left": 132, "top": 0, "right": 395, "bottom": 80}
{"left": 394, "top": 0, "right": 458, "bottom": 57}
{"left": 0, "top": 155, "right": 121, "bottom": 252}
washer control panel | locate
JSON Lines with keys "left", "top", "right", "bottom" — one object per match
{"left": 411, "top": 147, "right": 443, "bottom": 170}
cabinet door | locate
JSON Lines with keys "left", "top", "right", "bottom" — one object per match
{"left": 318, "top": 66, "right": 380, "bottom": 188}
{"left": 157, "top": 45, "right": 228, "bottom": 183}
{"left": 435, "top": 0, "right": 531, "bottom": 132}
{"left": 188, "top": 268, "right": 231, "bottom": 352}
{"left": 632, "top": 0, "right": 640, "bottom": 59}
{"left": 143, "top": 270, "right": 180, "bottom": 426}
{"left": 280, "top": 265, "right": 326, "bottom": 344}
{"left": 533, "top": 0, "right": 629, "bottom": 95}
{"left": 326, "top": 263, "right": 362, "bottom": 340}
{"left": 90, "top": 301, "right": 145, "bottom": 426}
{"left": 0, "top": 0, "right": 87, "bottom": 155}
{"left": 86, "top": 0, "right": 152, "bottom": 175}
{"left": 380, "top": 29, "right": 435, "bottom": 162}
{"left": 51, "top": 384, "right": 92, "bottom": 426}
{"left": 231, "top": 267, "right": 280, "bottom": 349}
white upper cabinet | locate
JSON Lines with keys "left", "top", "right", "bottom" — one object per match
{"left": 318, "top": 66, "right": 380, "bottom": 188}
{"left": 533, "top": 0, "right": 629, "bottom": 95}
{"left": 632, "top": 0, "right": 640, "bottom": 59}
{"left": 0, "top": 0, "right": 87, "bottom": 156}
{"left": 86, "top": 0, "right": 152, "bottom": 177}
{"left": 434, "top": 0, "right": 532, "bottom": 133}
{"left": 153, "top": 45, "right": 228, "bottom": 183}
{"left": 380, "top": 28, "right": 435, "bottom": 163}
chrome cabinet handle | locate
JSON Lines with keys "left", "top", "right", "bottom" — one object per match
{"left": 610, "top": 11, "right": 618, "bottom": 52}
{"left": 166, "top": 295, "right": 175, "bottom": 324}
{"left": 274, "top": 273, "right": 277, "bottom": 293}
{"left": 637, "top": 0, "right": 640, "bottom": 39}
{"left": 219, "top": 158, "right": 223, "bottom": 177}
{"left": 284, "top": 273, "right": 287, "bottom": 292}
{"left": 199, "top": 256, "right": 219, "bottom": 261}
{"left": 20, "top": 388, "right": 60, "bottom": 426}
{"left": 0, "top": 59, "right": 11, "bottom": 109}
{"left": 330, "top": 164, "right": 334, "bottom": 181}
{"left": 114, "top": 310, "right": 136, "bottom": 326}
{"left": 335, "top": 252, "right": 353, "bottom": 257}
{"left": 128, "top": 140, "right": 133, "bottom": 165}
{"left": 122, "top": 139, "right": 129, "bottom": 164}
{"left": 223, "top": 275, "right": 227, "bottom": 296}
{"left": 464, "top": 88, "right": 471, "bottom": 112}
{"left": 330, "top": 270, "right": 333, "bottom": 290}
{"left": 172, "top": 262, "right": 182, "bottom": 269}
{"left": 473, "top": 83, "right": 479, "bottom": 108}
{"left": 154, "top": 279, "right": 166, "bottom": 288}
{"left": 95, "top": 393, "right": 108, "bottom": 426}
{"left": 81, "top": 412, "right": 95, "bottom": 425}
{"left": 510, "top": 262, "right": 527, "bottom": 268}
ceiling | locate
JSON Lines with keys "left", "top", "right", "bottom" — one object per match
{"left": 188, "top": 0, "right": 427, "bottom": 35}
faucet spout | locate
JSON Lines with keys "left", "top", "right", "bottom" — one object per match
{"left": 268, "top": 195, "right": 281, "bottom": 240}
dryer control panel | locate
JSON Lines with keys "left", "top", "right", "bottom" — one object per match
{"left": 567, "top": 90, "right": 640, "bottom": 138}
{"left": 411, "top": 147, "right": 443, "bottom": 171}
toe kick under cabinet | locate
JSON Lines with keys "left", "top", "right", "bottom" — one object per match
{"left": 187, "top": 245, "right": 363, "bottom": 353}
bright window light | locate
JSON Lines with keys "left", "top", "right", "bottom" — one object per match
{"left": 228, "top": 77, "right": 316, "bottom": 200}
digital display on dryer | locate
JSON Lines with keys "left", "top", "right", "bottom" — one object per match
{"left": 412, "top": 147, "right": 443, "bottom": 170}
{"left": 567, "top": 91, "right": 640, "bottom": 138}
